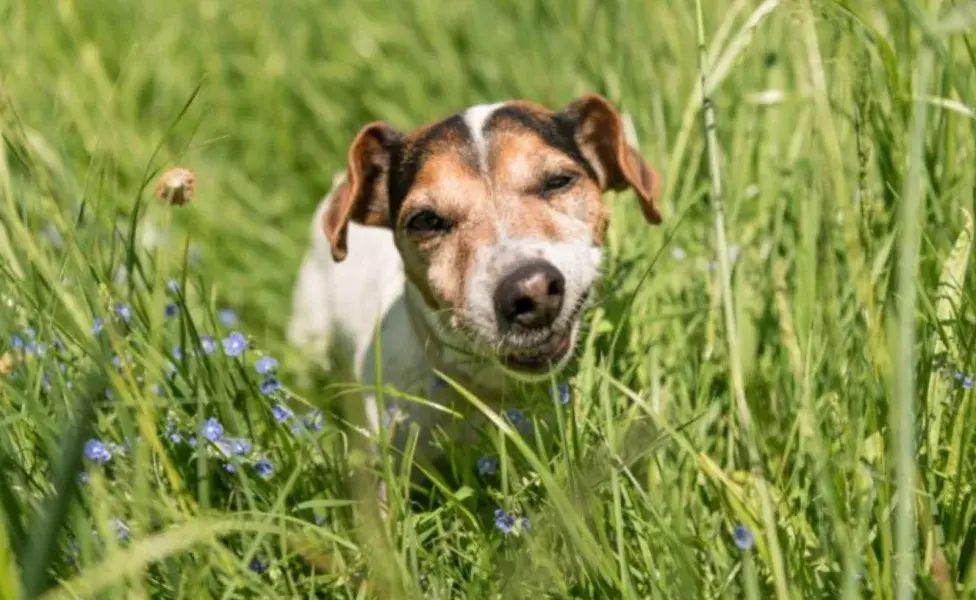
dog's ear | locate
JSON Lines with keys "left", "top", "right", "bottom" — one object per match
{"left": 322, "top": 122, "right": 403, "bottom": 262}
{"left": 561, "top": 94, "right": 662, "bottom": 224}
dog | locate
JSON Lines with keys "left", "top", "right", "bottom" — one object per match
{"left": 287, "top": 94, "right": 662, "bottom": 493}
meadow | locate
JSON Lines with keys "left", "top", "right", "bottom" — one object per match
{"left": 1, "top": 0, "right": 976, "bottom": 598}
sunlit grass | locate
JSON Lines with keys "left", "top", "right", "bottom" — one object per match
{"left": 1, "top": 0, "right": 975, "bottom": 598}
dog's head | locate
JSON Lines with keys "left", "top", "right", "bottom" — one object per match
{"left": 323, "top": 94, "right": 662, "bottom": 380}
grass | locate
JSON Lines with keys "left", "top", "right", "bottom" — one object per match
{"left": 1, "top": 0, "right": 975, "bottom": 597}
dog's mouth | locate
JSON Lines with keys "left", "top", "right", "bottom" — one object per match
{"left": 494, "top": 295, "right": 588, "bottom": 377}
{"left": 499, "top": 330, "right": 574, "bottom": 375}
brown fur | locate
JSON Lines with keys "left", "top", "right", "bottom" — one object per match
{"left": 322, "top": 95, "right": 662, "bottom": 318}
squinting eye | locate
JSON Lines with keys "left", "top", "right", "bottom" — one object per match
{"left": 540, "top": 173, "right": 576, "bottom": 194}
{"left": 405, "top": 209, "right": 452, "bottom": 235}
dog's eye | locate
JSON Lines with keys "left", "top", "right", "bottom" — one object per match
{"left": 405, "top": 209, "right": 452, "bottom": 235}
{"left": 540, "top": 173, "right": 576, "bottom": 195}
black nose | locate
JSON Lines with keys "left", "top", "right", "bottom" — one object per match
{"left": 493, "top": 260, "right": 566, "bottom": 330}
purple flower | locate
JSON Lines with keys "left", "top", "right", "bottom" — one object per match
{"left": 11, "top": 335, "right": 24, "bottom": 350}
{"left": 228, "top": 437, "right": 252, "bottom": 456}
{"left": 113, "top": 303, "right": 132, "bottom": 323}
{"left": 477, "top": 456, "right": 497, "bottom": 476}
{"left": 222, "top": 332, "right": 248, "bottom": 357}
{"left": 92, "top": 318, "right": 104, "bottom": 335}
{"left": 733, "top": 524, "right": 754, "bottom": 550}
{"left": 249, "top": 558, "right": 268, "bottom": 573}
{"left": 552, "top": 383, "right": 570, "bottom": 405}
{"left": 199, "top": 335, "right": 217, "bottom": 355}
{"left": 259, "top": 378, "right": 280, "bottom": 396}
{"left": 152, "top": 383, "right": 164, "bottom": 396}
{"left": 271, "top": 403, "right": 292, "bottom": 423}
{"left": 503, "top": 408, "right": 525, "bottom": 427}
{"left": 963, "top": 377, "right": 973, "bottom": 390}
{"left": 302, "top": 410, "right": 323, "bottom": 433}
{"left": 255, "top": 356, "right": 278, "bottom": 375}
{"left": 110, "top": 519, "right": 129, "bottom": 540}
{"left": 218, "top": 308, "right": 238, "bottom": 327}
{"left": 172, "top": 346, "right": 184, "bottom": 361}
{"left": 164, "top": 303, "right": 179, "bottom": 318}
{"left": 224, "top": 463, "right": 237, "bottom": 474}
{"left": 187, "top": 436, "right": 198, "bottom": 448}
{"left": 202, "top": 417, "right": 224, "bottom": 442}
{"left": 166, "top": 280, "right": 180, "bottom": 294}
{"left": 112, "top": 354, "right": 123, "bottom": 369}
{"left": 254, "top": 457, "right": 274, "bottom": 478}
{"left": 84, "top": 439, "right": 112, "bottom": 464}
{"left": 494, "top": 509, "right": 516, "bottom": 535}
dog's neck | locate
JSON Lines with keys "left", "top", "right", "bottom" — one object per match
{"left": 401, "top": 281, "right": 518, "bottom": 402}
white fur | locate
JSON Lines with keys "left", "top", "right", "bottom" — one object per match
{"left": 462, "top": 102, "right": 505, "bottom": 171}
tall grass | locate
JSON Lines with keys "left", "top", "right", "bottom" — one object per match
{"left": 1, "top": 0, "right": 975, "bottom": 598}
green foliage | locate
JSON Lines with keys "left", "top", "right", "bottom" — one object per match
{"left": 0, "top": 0, "right": 975, "bottom": 598}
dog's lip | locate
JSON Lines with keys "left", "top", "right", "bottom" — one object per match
{"left": 500, "top": 331, "right": 573, "bottom": 372}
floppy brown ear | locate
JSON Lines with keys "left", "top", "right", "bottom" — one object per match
{"left": 561, "top": 94, "right": 662, "bottom": 224}
{"left": 322, "top": 122, "right": 402, "bottom": 262}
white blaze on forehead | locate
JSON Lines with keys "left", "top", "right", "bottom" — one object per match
{"left": 462, "top": 102, "right": 505, "bottom": 171}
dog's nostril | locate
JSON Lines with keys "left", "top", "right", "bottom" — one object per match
{"left": 493, "top": 260, "right": 566, "bottom": 330}
{"left": 547, "top": 278, "right": 564, "bottom": 297}
{"left": 513, "top": 297, "right": 536, "bottom": 316}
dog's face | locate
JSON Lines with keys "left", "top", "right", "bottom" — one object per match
{"left": 323, "top": 95, "right": 662, "bottom": 380}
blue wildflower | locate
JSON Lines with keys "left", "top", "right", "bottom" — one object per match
{"left": 168, "top": 430, "right": 182, "bottom": 444}
{"left": 228, "top": 437, "right": 252, "bottom": 456}
{"left": 733, "top": 524, "right": 754, "bottom": 550}
{"left": 112, "top": 355, "right": 123, "bottom": 369}
{"left": 166, "top": 280, "right": 180, "bottom": 294}
{"left": 271, "top": 403, "right": 292, "bottom": 423}
{"left": 477, "top": 456, "right": 497, "bottom": 476}
{"left": 302, "top": 410, "right": 323, "bottom": 433}
{"left": 199, "top": 335, "right": 217, "bottom": 355}
{"left": 254, "top": 457, "right": 274, "bottom": 478}
{"left": 224, "top": 463, "right": 237, "bottom": 474}
{"left": 494, "top": 509, "right": 516, "bottom": 535}
{"left": 222, "top": 332, "right": 248, "bottom": 357}
{"left": 113, "top": 303, "right": 132, "bottom": 323}
{"left": 11, "top": 335, "right": 24, "bottom": 350}
{"left": 110, "top": 519, "right": 129, "bottom": 540}
{"left": 503, "top": 408, "right": 525, "bottom": 427}
{"left": 218, "top": 308, "right": 238, "bottom": 327}
{"left": 552, "top": 383, "right": 571, "bottom": 405}
{"left": 201, "top": 417, "right": 224, "bottom": 442}
{"left": 151, "top": 383, "right": 164, "bottom": 396}
{"left": 963, "top": 377, "right": 973, "bottom": 390}
{"left": 92, "top": 318, "right": 104, "bottom": 335}
{"left": 249, "top": 558, "right": 268, "bottom": 574}
{"left": 259, "top": 377, "right": 280, "bottom": 396}
{"left": 164, "top": 303, "right": 179, "bottom": 318}
{"left": 84, "top": 439, "right": 112, "bottom": 464}
{"left": 255, "top": 356, "right": 278, "bottom": 375}
{"left": 78, "top": 472, "right": 89, "bottom": 484}
{"left": 172, "top": 346, "right": 184, "bottom": 361}
{"left": 187, "top": 436, "right": 198, "bottom": 448}
{"left": 954, "top": 371, "right": 965, "bottom": 381}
